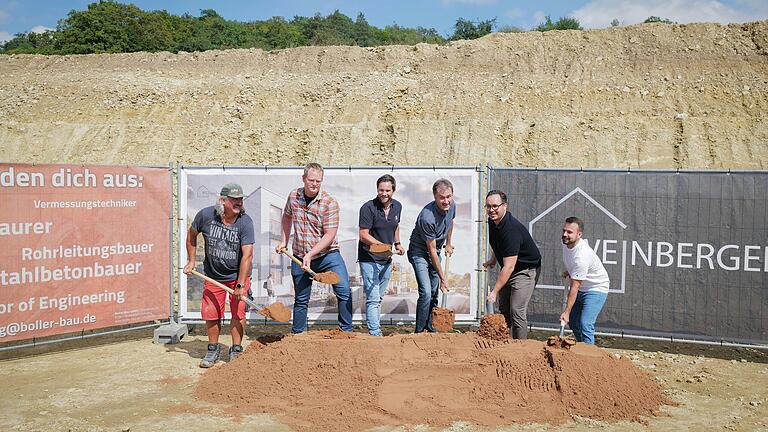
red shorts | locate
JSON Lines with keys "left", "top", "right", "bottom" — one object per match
{"left": 201, "top": 279, "right": 249, "bottom": 321}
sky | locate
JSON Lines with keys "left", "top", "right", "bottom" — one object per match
{"left": 1, "top": 0, "right": 767, "bottom": 43}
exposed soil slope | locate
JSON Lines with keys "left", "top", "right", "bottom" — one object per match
{"left": 0, "top": 21, "right": 766, "bottom": 169}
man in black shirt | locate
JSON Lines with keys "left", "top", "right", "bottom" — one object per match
{"left": 483, "top": 190, "right": 541, "bottom": 339}
{"left": 357, "top": 174, "right": 405, "bottom": 336}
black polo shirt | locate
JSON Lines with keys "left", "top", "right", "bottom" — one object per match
{"left": 488, "top": 212, "right": 541, "bottom": 272}
{"left": 357, "top": 197, "right": 402, "bottom": 263}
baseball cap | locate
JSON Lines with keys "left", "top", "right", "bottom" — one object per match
{"left": 220, "top": 183, "right": 244, "bottom": 198}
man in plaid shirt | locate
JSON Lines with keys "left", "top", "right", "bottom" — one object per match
{"left": 276, "top": 163, "right": 352, "bottom": 333}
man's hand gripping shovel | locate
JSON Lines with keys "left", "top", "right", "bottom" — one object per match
{"left": 277, "top": 248, "right": 341, "bottom": 285}
{"left": 189, "top": 269, "right": 291, "bottom": 322}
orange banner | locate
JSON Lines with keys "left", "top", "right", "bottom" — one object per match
{"left": 0, "top": 164, "right": 171, "bottom": 342}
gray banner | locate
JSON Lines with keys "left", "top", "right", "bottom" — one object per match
{"left": 489, "top": 169, "right": 767, "bottom": 344}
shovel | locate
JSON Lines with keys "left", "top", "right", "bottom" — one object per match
{"left": 190, "top": 270, "right": 291, "bottom": 321}
{"left": 440, "top": 253, "right": 450, "bottom": 305}
{"left": 559, "top": 276, "right": 569, "bottom": 336}
{"left": 279, "top": 249, "right": 341, "bottom": 285}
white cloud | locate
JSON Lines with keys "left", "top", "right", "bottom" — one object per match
{"left": 0, "top": 31, "right": 11, "bottom": 43}
{"left": 737, "top": 0, "right": 768, "bottom": 16}
{"left": 31, "top": 25, "right": 53, "bottom": 33}
{"left": 504, "top": 8, "right": 525, "bottom": 19}
{"left": 532, "top": 10, "right": 547, "bottom": 25}
{"left": 572, "top": 0, "right": 755, "bottom": 28}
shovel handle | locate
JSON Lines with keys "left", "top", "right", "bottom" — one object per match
{"left": 189, "top": 269, "right": 260, "bottom": 312}
{"left": 279, "top": 248, "right": 318, "bottom": 278}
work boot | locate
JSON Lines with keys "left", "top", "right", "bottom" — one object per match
{"left": 229, "top": 344, "right": 244, "bottom": 361}
{"left": 199, "top": 343, "right": 220, "bottom": 368}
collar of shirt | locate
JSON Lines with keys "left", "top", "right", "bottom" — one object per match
{"left": 299, "top": 187, "right": 321, "bottom": 207}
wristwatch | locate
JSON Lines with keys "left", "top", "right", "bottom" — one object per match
{"left": 236, "top": 283, "right": 243, "bottom": 289}
{"left": 394, "top": 242, "right": 401, "bottom": 246}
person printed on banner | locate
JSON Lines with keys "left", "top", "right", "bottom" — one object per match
{"left": 483, "top": 190, "right": 542, "bottom": 339}
{"left": 358, "top": 174, "right": 405, "bottom": 336}
{"left": 407, "top": 178, "right": 455, "bottom": 333}
{"left": 184, "top": 182, "right": 254, "bottom": 367}
{"left": 560, "top": 217, "right": 610, "bottom": 345}
{"left": 263, "top": 273, "right": 276, "bottom": 304}
{"left": 276, "top": 163, "right": 353, "bottom": 334}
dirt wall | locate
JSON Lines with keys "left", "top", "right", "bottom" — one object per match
{"left": 0, "top": 21, "right": 766, "bottom": 169}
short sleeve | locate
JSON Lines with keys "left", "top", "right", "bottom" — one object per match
{"left": 417, "top": 212, "right": 438, "bottom": 240}
{"left": 499, "top": 227, "right": 521, "bottom": 258}
{"left": 359, "top": 202, "right": 374, "bottom": 229}
{"left": 283, "top": 192, "right": 293, "bottom": 216}
{"left": 190, "top": 209, "right": 206, "bottom": 232}
{"left": 569, "top": 256, "right": 590, "bottom": 281}
{"left": 240, "top": 216, "right": 255, "bottom": 245}
{"left": 323, "top": 196, "right": 340, "bottom": 230}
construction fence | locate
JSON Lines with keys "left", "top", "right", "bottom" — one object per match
{"left": 1, "top": 163, "right": 765, "bottom": 347}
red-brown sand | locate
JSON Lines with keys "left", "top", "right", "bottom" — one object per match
{"left": 477, "top": 313, "right": 510, "bottom": 341}
{"left": 431, "top": 307, "right": 455, "bottom": 332}
{"left": 314, "top": 271, "right": 340, "bottom": 284}
{"left": 257, "top": 302, "right": 292, "bottom": 322}
{"left": 195, "top": 330, "right": 670, "bottom": 431}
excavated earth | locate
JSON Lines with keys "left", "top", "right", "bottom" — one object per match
{"left": 195, "top": 329, "right": 670, "bottom": 432}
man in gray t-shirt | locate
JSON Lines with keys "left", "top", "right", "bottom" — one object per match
{"left": 184, "top": 182, "right": 254, "bottom": 367}
{"left": 407, "top": 178, "right": 455, "bottom": 333}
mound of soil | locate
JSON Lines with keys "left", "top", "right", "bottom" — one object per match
{"left": 195, "top": 331, "right": 670, "bottom": 431}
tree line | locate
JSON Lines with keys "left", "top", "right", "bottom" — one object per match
{"left": 1, "top": 1, "right": 597, "bottom": 55}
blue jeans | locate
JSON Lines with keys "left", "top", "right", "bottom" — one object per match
{"left": 568, "top": 290, "right": 608, "bottom": 344}
{"left": 408, "top": 249, "right": 440, "bottom": 333}
{"left": 359, "top": 261, "right": 392, "bottom": 336}
{"left": 291, "top": 250, "right": 353, "bottom": 333}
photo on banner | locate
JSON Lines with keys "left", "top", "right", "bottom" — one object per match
{"left": 179, "top": 167, "right": 480, "bottom": 323}
{"left": 0, "top": 164, "right": 172, "bottom": 343}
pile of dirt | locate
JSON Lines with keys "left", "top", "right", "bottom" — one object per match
{"left": 195, "top": 331, "right": 670, "bottom": 431}
{"left": 431, "top": 307, "right": 455, "bottom": 332}
{"left": 477, "top": 313, "right": 510, "bottom": 341}
{"left": 1, "top": 21, "right": 766, "bottom": 169}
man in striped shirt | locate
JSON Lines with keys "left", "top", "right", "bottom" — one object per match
{"left": 276, "top": 163, "right": 352, "bottom": 333}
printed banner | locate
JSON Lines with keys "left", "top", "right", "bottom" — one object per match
{"left": 179, "top": 167, "right": 480, "bottom": 323}
{"left": 0, "top": 164, "right": 171, "bottom": 343}
{"left": 489, "top": 169, "right": 768, "bottom": 343}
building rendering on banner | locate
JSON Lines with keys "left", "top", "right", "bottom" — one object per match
{"left": 243, "top": 186, "right": 290, "bottom": 303}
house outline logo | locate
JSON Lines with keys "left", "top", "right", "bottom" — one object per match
{"left": 529, "top": 187, "right": 628, "bottom": 293}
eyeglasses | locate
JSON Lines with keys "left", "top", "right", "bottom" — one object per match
{"left": 485, "top": 203, "right": 505, "bottom": 211}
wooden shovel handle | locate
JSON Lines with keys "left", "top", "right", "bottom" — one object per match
{"left": 278, "top": 248, "right": 318, "bottom": 277}
{"left": 189, "top": 269, "right": 261, "bottom": 312}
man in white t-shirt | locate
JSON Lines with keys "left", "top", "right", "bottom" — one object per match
{"left": 560, "top": 217, "right": 610, "bottom": 344}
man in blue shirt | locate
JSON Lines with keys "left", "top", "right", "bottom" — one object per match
{"left": 408, "top": 179, "right": 455, "bottom": 333}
